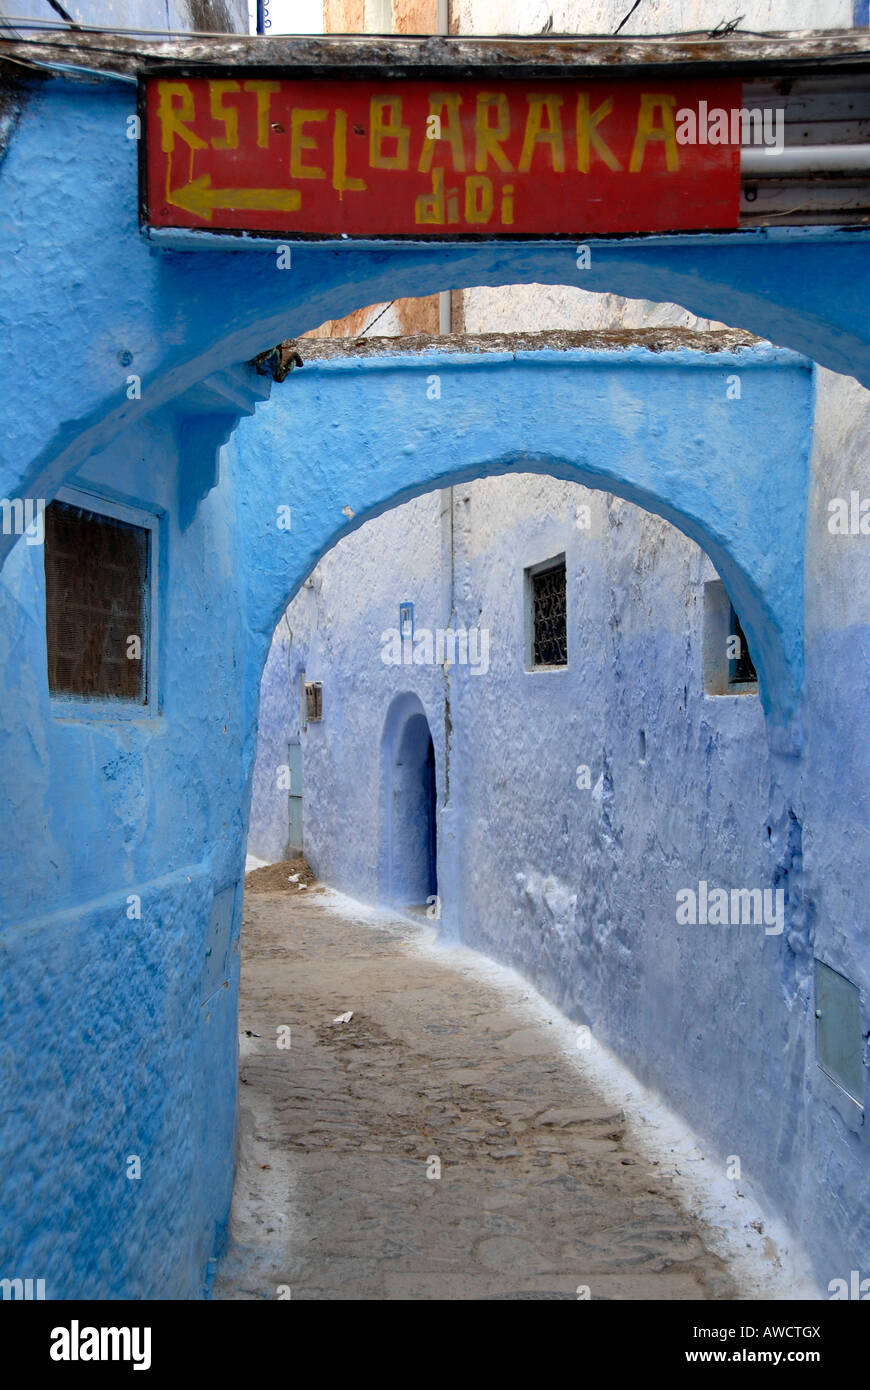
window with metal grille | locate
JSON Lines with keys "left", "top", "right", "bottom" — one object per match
{"left": 44, "top": 497, "right": 149, "bottom": 704}
{"left": 527, "top": 556, "right": 567, "bottom": 668}
{"left": 305, "top": 681, "right": 322, "bottom": 722}
{"left": 728, "top": 604, "right": 757, "bottom": 687}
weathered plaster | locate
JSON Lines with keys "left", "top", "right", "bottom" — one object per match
{"left": 0, "top": 411, "right": 247, "bottom": 1297}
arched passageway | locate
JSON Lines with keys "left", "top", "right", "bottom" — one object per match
{"left": 2, "top": 34, "right": 869, "bottom": 1301}
{"left": 0, "top": 324, "right": 826, "bottom": 1298}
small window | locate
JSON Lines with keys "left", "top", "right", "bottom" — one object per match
{"left": 44, "top": 494, "right": 155, "bottom": 707}
{"left": 703, "top": 580, "right": 757, "bottom": 697}
{"left": 728, "top": 603, "right": 757, "bottom": 687}
{"left": 305, "top": 681, "right": 322, "bottom": 722}
{"left": 526, "top": 555, "right": 567, "bottom": 669}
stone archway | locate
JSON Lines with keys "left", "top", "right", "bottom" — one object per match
{"left": 235, "top": 331, "right": 814, "bottom": 727}
{"left": 1, "top": 72, "right": 869, "bottom": 576}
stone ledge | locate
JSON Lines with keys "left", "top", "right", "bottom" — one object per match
{"left": 293, "top": 326, "right": 765, "bottom": 360}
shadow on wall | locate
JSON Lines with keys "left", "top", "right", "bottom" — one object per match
{"left": 379, "top": 691, "right": 438, "bottom": 910}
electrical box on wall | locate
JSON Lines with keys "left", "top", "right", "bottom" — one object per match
{"left": 815, "top": 959, "right": 864, "bottom": 1107}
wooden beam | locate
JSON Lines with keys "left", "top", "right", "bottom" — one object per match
{"left": 1, "top": 28, "right": 869, "bottom": 81}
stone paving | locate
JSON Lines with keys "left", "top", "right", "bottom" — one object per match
{"left": 213, "top": 886, "right": 736, "bottom": 1301}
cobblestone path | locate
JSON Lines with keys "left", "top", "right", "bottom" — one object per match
{"left": 213, "top": 886, "right": 736, "bottom": 1301}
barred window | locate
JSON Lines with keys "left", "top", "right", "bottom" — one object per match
{"left": 527, "top": 556, "right": 567, "bottom": 668}
{"left": 44, "top": 497, "right": 151, "bottom": 704}
{"left": 305, "top": 681, "right": 323, "bottom": 722}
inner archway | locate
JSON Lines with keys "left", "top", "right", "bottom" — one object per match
{"left": 235, "top": 331, "right": 813, "bottom": 729}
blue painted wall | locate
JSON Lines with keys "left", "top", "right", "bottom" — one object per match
{"left": 0, "top": 68, "right": 867, "bottom": 1298}
{"left": 243, "top": 347, "right": 870, "bottom": 1292}
{"left": 0, "top": 412, "right": 247, "bottom": 1297}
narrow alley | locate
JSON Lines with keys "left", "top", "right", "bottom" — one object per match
{"left": 213, "top": 873, "right": 802, "bottom": 1302}
{"left": 5, "top": 3, "right": 870, "bottom": 1349}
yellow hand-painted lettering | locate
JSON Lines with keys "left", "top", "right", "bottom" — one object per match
{"left": 418, "top": 93, "right": 465, "bottom": 173}
{"left": 210, "top": 81, "right": 241, "bottom": 150}
{"left": 518, "top": 94, "right": 565, "bottom": 173}
{"left": 333, "top": 109, "right": 366, "bottom": 196}
{"left": 243, "top": 80, "right": 281, "bottom": 149}
{"left": 157, "top": 82, "right": 206, "bottom": 153}
{"left": 629, "top": 94, "right": 679, "bottom": 172}
{"left": 290, "top": 109, "right": 328, "bottom": 179}
{"left": 369, "top": 96, "right": 410, "bottom": 170}
{"left": 576, "top": 94, "right": 621, "bottom": 172}
{"left": 474, "top": 93, "right": 513, "bottom": 173}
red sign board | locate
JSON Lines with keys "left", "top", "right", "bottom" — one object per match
{"left": 142, "top": 75, "right": 741, "bottom": 238}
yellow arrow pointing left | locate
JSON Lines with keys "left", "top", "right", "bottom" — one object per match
{"left": 168, "top": 175, "right": 302, "bottom": 221}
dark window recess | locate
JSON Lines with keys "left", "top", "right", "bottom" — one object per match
{"left": 44, "top": 500, "right": 148, "bottom": 702}
{"left": 532, "top": 561, "right": 567, "bottom": 666}
{"left": 728, "top": 604, "right": 757, "bottom": 686}
{"left": 305, "top": 681, "right": 323, "bottom": 722}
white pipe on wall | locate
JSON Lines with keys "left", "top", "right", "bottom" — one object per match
{"left": 741, "top": 144, "right": 870, "bottom": 176}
